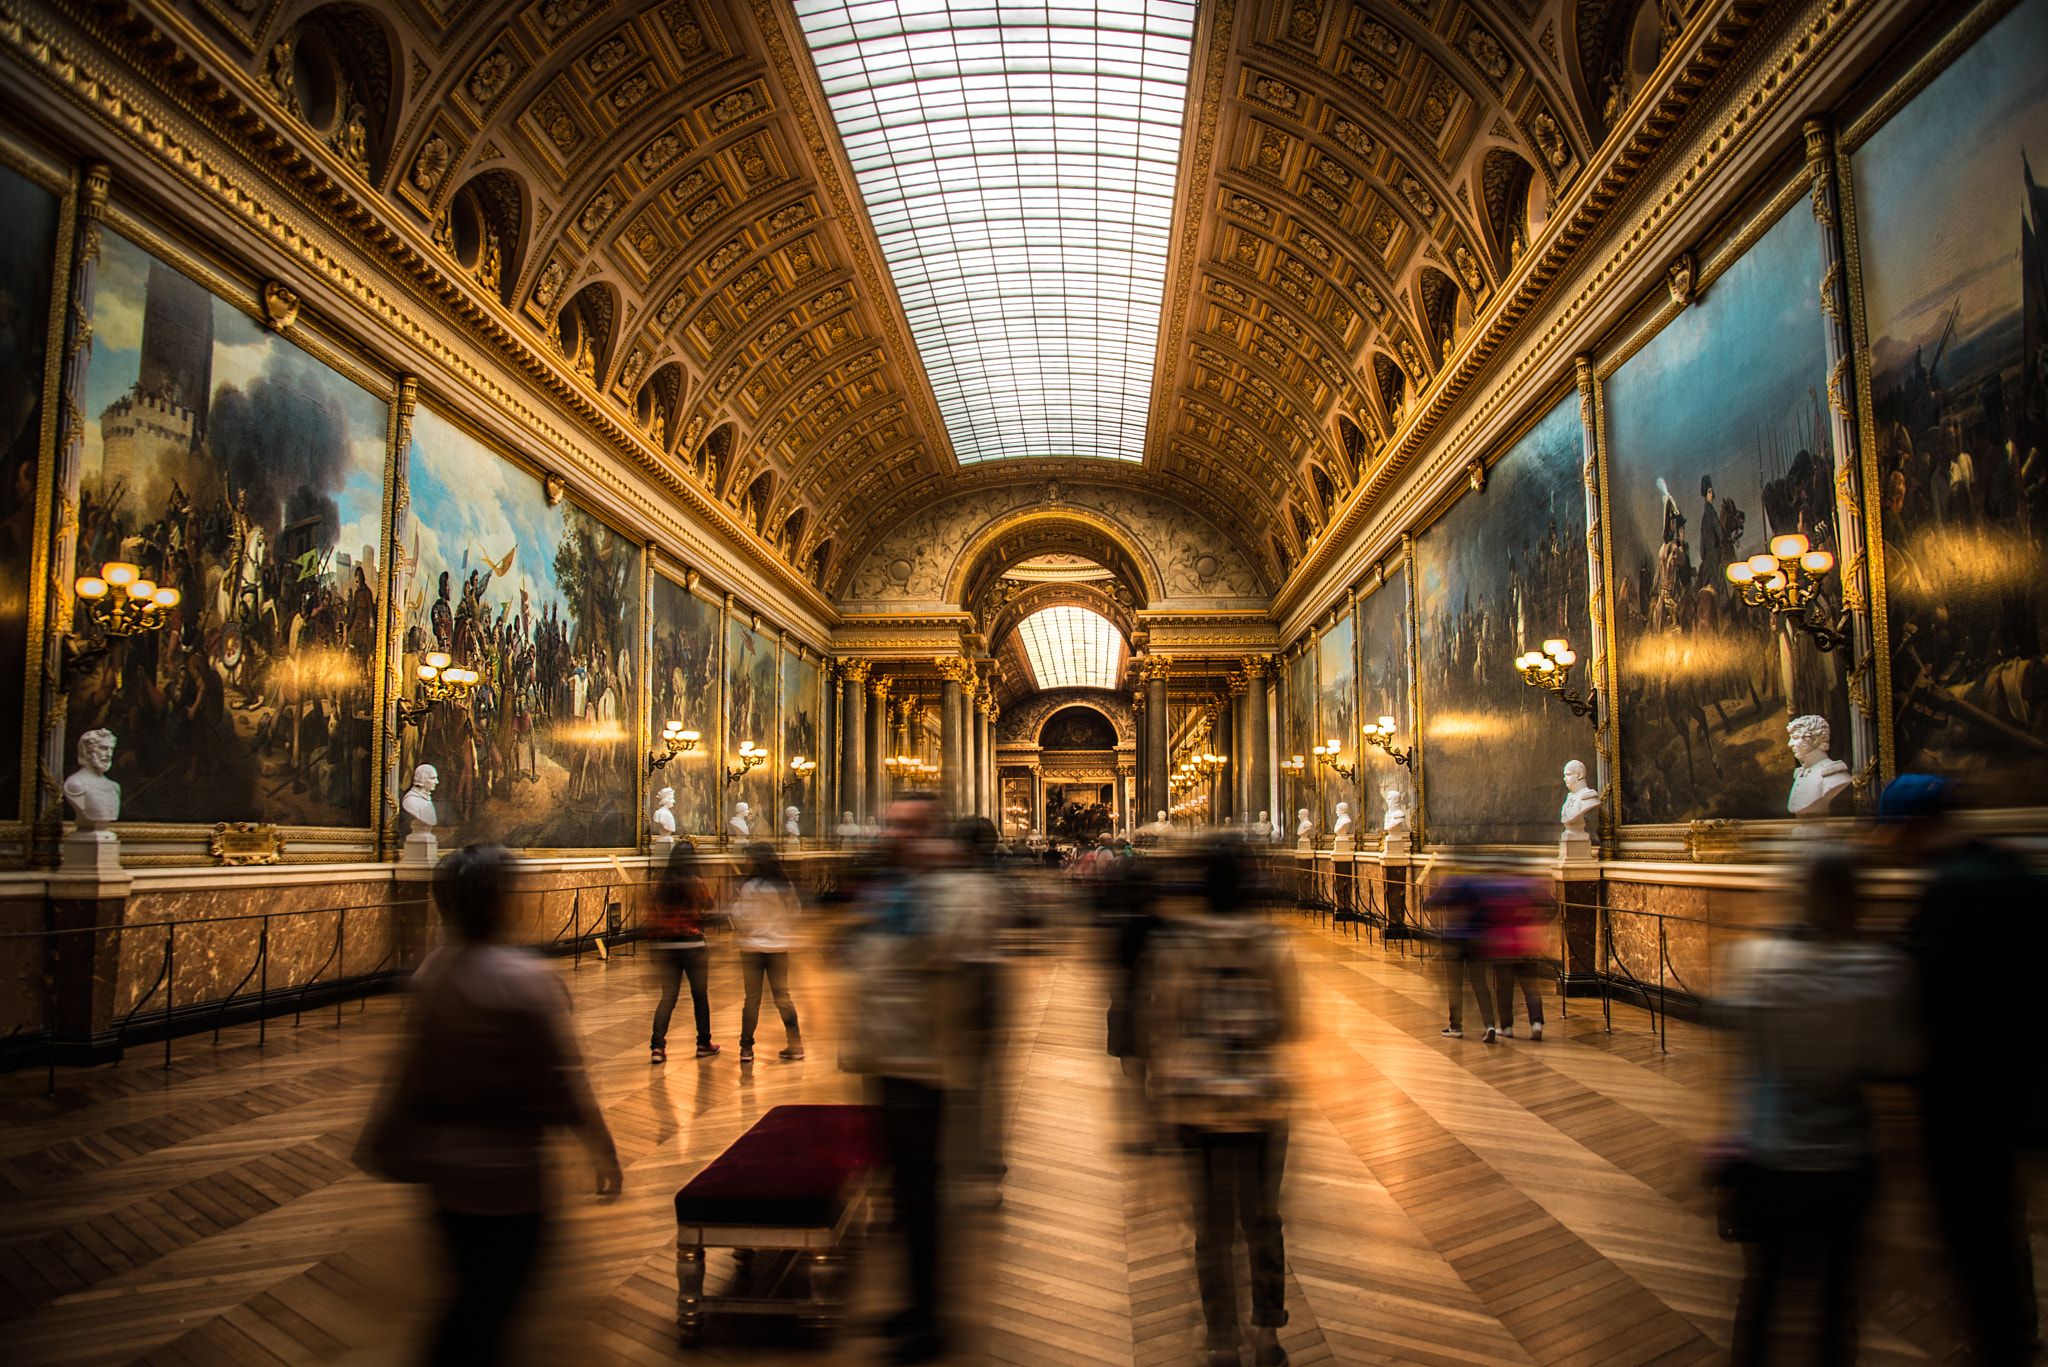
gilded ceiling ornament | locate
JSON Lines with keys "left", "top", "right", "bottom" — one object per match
{"left": 535, "top": 96, "right": 578, "bottom": 151}
{"left": 264, "top": 34, "right": 296, "bottom": 106}
{"left": 1667, "top": 252, "right": 1698, "bottom": 307}
{"left": 589, "top": 37, "right": 631, "bottom": 76}
{"left": 540, "top": 0, "right": 593, "bottom": 36}
{"left": 1251, "top": 76, "right": 1299, "bottom": 111}
{"left": 1288, "top": 1, "right": 1320, "bottom": 44}
{"left": 1330, "top": 118, "right": 1377, "bottom": 159}
{"left": 1397, "top": 174, "right": 1437, "bottom": 219}
{"left": 1256, "top": 130, "right": 1287, "bottom": 173}
{"left": 1228, "top": 194, "right": 1270, "bottom": 223}
{"left": 640, "top": 132, "right": 683, "bottom": 174}
{"left": 1343, "top": 56, "right": 1388, "bottom": 96}
{"left": 409, "top": 135, "right": 454, "bottom": 194}
{"left": 543, "top": 472, "right": 567, "bottom": 506}
{"left": 1397, "top": 338, "right": 1425, "bottom": 377}
{"left": 740, "top": 142, "right": 771, "bottom": 182}
{"left": 1418, "top": 76, "right": 1456, "bottom": 135}
{"left": 1306, "top": 185, "right": 1342, "bottom": 214}
{"left": 1452, "top": 244, "right": 1484, "bottom": 294}
{"left": 612, "top": 76, "right": 653, "bottom": 112}
{"left": 261, "top": 281, "right": 300, "bottom": 331}
{"left": 712, "top": 89, "right": 759, "bottom": 125}
{"left": 657, "top": 289, "right": 689, "bottom": 328}
{"left": 1532, "top": 109, "right": 1570, "bottom": 171}
{"left": 620, "top": 348, "right": 648, "bottom": 392}
{"left": 1464, "top": 27, "right": 1509, "bottom": 82}
{"left": 469, "top": 50, "right": 515, "bottom": 105}
{"left": 336, "top": 104, "right": 371, "bottom": 177}
{"left": 1466, "top": 458, "right": 1487, "bottom": 493}
{"left": 579, "top": 187, "right": 619, "bottom": 234}
{"left": 533, "top": 257, "right": 569, "bottom": 309}
{"left": 1359, "top": 22, "right": 1399, "bottom": 57}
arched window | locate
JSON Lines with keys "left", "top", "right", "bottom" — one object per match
{"left": 1481, "top": 148, "right": 1537, "bottom": 268}
{"left": 636, "top": 362, "right": 684, "bottom": 447}
{"left": 697, "top": 422, "right": 732, "bottom": 488}
{"left": 555, "top": 283, "right": 615, "bottom": 385}
{"left": 272, "top": 5, "right": 396, "bottom": 180}
{"left": 1337, "top": 415, "right": 1370, "bottom": 480}
{"left": 1372, "top": 353, "right": 1406, "bottom": 423}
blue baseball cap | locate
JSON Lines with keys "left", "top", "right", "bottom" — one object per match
{"left": 1878, "top": 773, "right": 1952, "bottom": 821}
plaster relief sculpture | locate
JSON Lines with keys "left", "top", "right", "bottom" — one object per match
{"left": 1786, "top": 714, "right": 1852, "bottom": 819}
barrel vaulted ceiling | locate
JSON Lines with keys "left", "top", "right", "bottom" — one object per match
{"left": 99, "top": 0, "right": 1675, "bottom": 600}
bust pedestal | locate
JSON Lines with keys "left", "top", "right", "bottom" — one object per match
{"left": 61, "top": 828, "right": 122, "bottom": 874}
{"left": 401, "top": 830, "right": 439, "bottom": 866}
{"left": 1377, "top": 828, "right": 1412, "bottom": 937}
{"left": 652, "top": 833, "right": 675, "bottom": 855}
{"left": 1552, "top": 841, "right": 1602, "bottom": 997}
{"left": 1331, "top": 831, "right": 1354, "bottom": 857}
{"left": 1557, "top": 827, "right": 1598, "bottom": 870}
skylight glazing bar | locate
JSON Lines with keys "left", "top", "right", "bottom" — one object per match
{"left": 793, "top": 0, "right": 1196, "bottom": 464}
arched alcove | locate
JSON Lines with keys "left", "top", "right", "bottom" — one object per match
{"left": 1039, "top": 704, "right": 1118, "bottom": 750}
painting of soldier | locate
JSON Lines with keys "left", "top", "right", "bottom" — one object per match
{"left": 1853, "top": 0, "right": 2048, "bottom": 802}
{"left": 65, "top": 230, "right": 388, "bottom": 826}
{"left": 1414, "top": 396, "right": 1589, "bottom": 846}
{"left": 1606, "top": 200, "right": 1848, "bottom": 823}
{"left": 400, "top": 408, "right": 639, "bottom": 848}
{"left": 1354, "top": 567, "right": 1412, "bottom": 831}
{"left": 726, "top": 614, "right": 777, "bottom": 821}
{"left": 781, "top": 649, "right": 821, "bottom": 835}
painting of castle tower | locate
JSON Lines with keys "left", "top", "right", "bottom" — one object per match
{"left": 67, "top": 230, "right": 389, "bottom": 827}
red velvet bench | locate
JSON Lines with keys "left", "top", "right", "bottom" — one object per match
{"left": 673, "top": 1103, "right": 878, "bottom": 1345}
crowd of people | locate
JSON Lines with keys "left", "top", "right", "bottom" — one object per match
{"left": 354, "top": 777, "right": 2040, "bottom": 1367}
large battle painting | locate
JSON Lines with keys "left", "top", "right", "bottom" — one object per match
{"left": 1354, "top": 567, "right": 1412, "bottom": 831}
{"left": 781, "top": 650, "right": 821, "bottom": 836}
{"left": 1606, "top": 201, "right": 1847, "bottom": 823}
{"left": 67, "top": 230, "right": 388, "bottom": 826}
{"left": 1283, "top": 647, "right": 1314, "bottom": 830}
{"left": 649, "top": 572, "right": 718, "bottom": 836}
{"left": 1415, "top": 396, "right": 1589, "bottom": 846}
{"left": 1316, "top": 615, "right": 1355, "bottom": 827}
{"left": 1853, "top": 0, "right": 2048, "bottom": 801}
{"left": 0, "top": 164, "right": 58, "bottom": 821}
{"left": 725, "top": 615, "right": 776, "bottom": 832}
{"left": 400, "top": 408, "right": 640, "bottom": 848}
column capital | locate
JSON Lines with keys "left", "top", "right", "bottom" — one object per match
{"left": 1243, "top": 653, "right": 1276, "bottom": 679}
{"left": 869, "top": 673, "right": 892, "bottom": 700}
{"left": 835, "top": 657, "right": 871, "bottom": 684}
{"left": 1226, "top": 672, "right": 1249, "bottom": 696}
{"left": 934, "top": 655, "right": 975, "bottom": 686}
{"left": 1135, "top": 654, "right": 1173, "bottom": 684}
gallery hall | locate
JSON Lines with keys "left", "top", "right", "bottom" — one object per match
{"left": 0, "top": 0, "right": 2043, "bottom": 1363}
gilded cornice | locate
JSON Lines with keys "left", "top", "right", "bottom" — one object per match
{"left": 0, "top": 0, "right": 846, "bottom": 625}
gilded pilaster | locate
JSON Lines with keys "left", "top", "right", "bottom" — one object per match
{"left": 33, "top": 163, "right": 108, "bottom": 865}
{"left": 1804, "top": 117, "right": 1880, "bottom": 804}
{"left": 375, "top": 375, "right": 418, "bottom": 860}
{"left": 1573, "top": 353, "right": 1616, "bottom": 839}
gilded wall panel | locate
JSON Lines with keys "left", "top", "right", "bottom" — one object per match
{"left": 0, "top": 160, "right": 58, "bottom": 823}
{"left": 648, "top": 570, "right": 720, "bottom": 836}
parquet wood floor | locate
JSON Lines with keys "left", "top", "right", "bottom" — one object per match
{"left": 0, "top": 912, "right": 2035, "bottom": 1366}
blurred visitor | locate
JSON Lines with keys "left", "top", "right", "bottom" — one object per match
{"left": 1100, "top": 847, "right": 1164, "bottom": 1153}
{"left": 845, "top": 792, "right": 956, "bottom": 1365}
{"left": 648, "top": 841, "right": 717, "bottom": 1061}
{"left": 941, "top": 816, "right": 1010, "bottom": 1204}
{"left": 1719, "top": 848, "right": 1905, "bottom": 1367}
{"left": 1884, "top": 774, "right": 2043, "bottom": 1366}
{"left": 1485, "top": 878, "right": 1550, "bottom": 1041}
{"left": 731, "top": 842, "right": 803, "bottom": 1065}
{"left": 1431, "top": 876, "right": 1499, "bottom": 1043}
{"left": 358, "top": 844, "right": 621, "bottom": 1367}
{"left": 1148, "top": 839, "right": 1299, "bottom": 1367}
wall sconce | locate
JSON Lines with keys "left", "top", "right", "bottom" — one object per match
{"left": 785, "top": 755, "right": 817, "bottom": 791}
{"left": 726, "top": 739, "right": 769, "bottom": 784}
{"left": 648, "top": 719, "right": 701, "bottom": 773}
{"left": 398, "top": 651, "right": 479, "bottom": 727}
{"left": 1360, "top": 716, "right": 1414, "bottom": 768}
{"left": 1311, "top": 739, "right": 1357, "bottom": 785}
{"left": 1515, "top": 637, "right": 1598, "bottom": 723}
{"left": 1724, "top": 535, "right": 1848, "bottom": 653}
{"left": 69, "top": 561, "right": 180, "bottom": 681}
{"left": 1279, "top": 753, "right": 1308, "bottom": 781}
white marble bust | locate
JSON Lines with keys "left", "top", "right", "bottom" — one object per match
{"left": 401, "top": 764, "right": 438, "bottom": 829}
{"left": 1296, "top": 807, "right": 1314, "bottom": 838}
{"left": 63, "top": 728, "right": 121, "bottom": 828}
{"left": 783, "top": 804, "right": 801, "bottom": 838}
{"left": 1560, "top": 760, "right": 1602, "bottom": 833}
{"left": 1380, "top": 779, "right": 1411, "bottom": 834}
{"left": 1786, "top": 714, "right": 1852, "bottom": 818}
{"left": 651, "top": 786, "right": 676, "bottom": 836}
{"left": 729, "top": 801, "right": 752, "bottom": 838}
{"left": 1332, "top": 801, "right": 1353, "bottom": 835}
{"left": 1261, "top": 810, "right": 1275, "bottom": 841}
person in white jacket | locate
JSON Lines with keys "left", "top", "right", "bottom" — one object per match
{"left": 730, "top": 843, "right": 804, "bottom": 1065}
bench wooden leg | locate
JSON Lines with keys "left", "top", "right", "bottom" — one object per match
{"left": 802, "top": 1250, "right": 843, "bottom": 1341}
{"left": 677, "top": 1245, "right": 706, "bottom": 1345}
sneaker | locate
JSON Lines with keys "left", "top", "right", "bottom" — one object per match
{"left": 1499, "top": 1026, "right": 1514, "bottom": 1038}
{"left": 1530, "top": 1021, "right": 1544, "bottom": 1041}
{"left": 1482, "top": 1027, "right": 1499, "bottom": 1044}
{"left": 779, "top": 1045, "right": 806, "bottom": 1061}
{"left": 738, "top": 1047, "right": 755, "bottom": 1064}
{"left": 1205, "top": 1349, "right": 1241, "bottom": 1367}
{"left": 1440, "top": 1026, "right": 1464, "bottom": 1039}
{"left": 1253, "top": 1334, "right": 1289, "bottom": 1367}
{"left": 696, "top": 1043, "right": 721, "bottom": 1058}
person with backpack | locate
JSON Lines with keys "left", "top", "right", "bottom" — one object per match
{"left": 1486, "top": 878, "right": 1550, "bottom": 1040}
{"left": 1430, "top": 876, "right": 1498, "bottom": 1043}
{"left": 1147, "top": 839, "right": 1299, "bottom": 1367}
{"left": 648, "top": 841, "right": 718, "bottom": 1062}
{"left": 730, "top": 842, "right": 803, "bottom": 1065}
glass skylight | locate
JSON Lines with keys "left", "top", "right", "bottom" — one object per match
{"left": 1017, "top": 604, "right": 1127, "bottom": 690}
{"left": 793, "top": 0, "right": 1197, "bottom": 463}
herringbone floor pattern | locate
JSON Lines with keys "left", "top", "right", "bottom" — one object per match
{"left": 0, "top": 913, "right": 2029, "bottom": 1365}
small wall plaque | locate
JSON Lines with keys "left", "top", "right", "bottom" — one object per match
{"left": 1685, "top": 818, "right": 1742, "bottom": 864}
{"left": 211, "top": 822, "right": 286, "bottom": 866}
